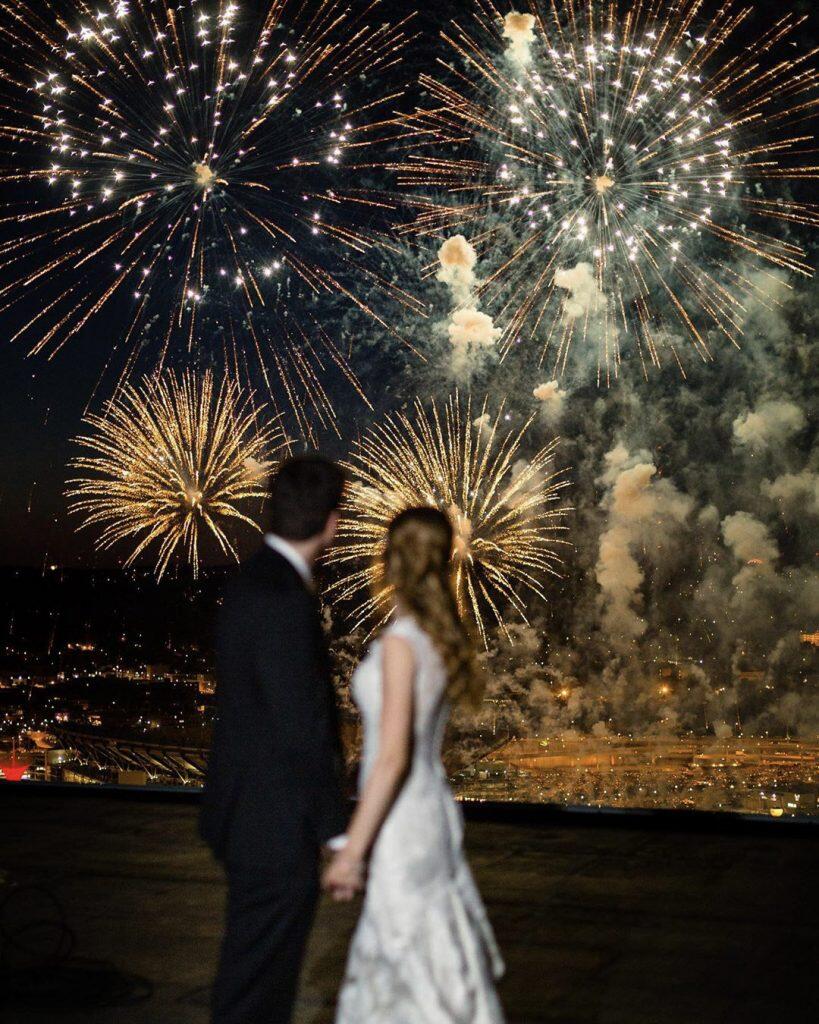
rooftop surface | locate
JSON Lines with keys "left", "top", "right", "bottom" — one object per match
{"left": 0, "top": 787, "right": 816, "bottom": 1024}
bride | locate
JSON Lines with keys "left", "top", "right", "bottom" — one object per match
{"left": 323, "top": 506, "right": 505, "bottom": 1023}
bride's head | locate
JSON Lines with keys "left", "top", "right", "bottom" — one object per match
{"left": 384, "top": 507, "right": 484, "bottom": 708}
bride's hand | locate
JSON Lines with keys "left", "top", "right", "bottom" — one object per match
{"left": 322, "top": 850, "right": 365, "bottom": 901}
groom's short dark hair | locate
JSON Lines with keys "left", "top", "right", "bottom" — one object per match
{"left": 267, "top": 455, "right": 346, "bottom": 540}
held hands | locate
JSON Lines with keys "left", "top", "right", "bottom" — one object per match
{"left": 322, "top": 848, "right": 366, "bottom": 902}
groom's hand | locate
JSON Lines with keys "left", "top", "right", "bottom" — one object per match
{"left": 322, "top": 850, "right": 365, "bottom": 902}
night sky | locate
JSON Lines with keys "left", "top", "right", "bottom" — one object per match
{"left": 0, "top": 0, "right": 422, "bottom": 566}
{"left": 1, "top": 0, "right": 817, "bottom": 569}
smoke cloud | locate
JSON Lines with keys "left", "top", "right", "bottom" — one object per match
{"left": 721, "top": 511, "right": 779, "bottom": 568}
{"left": 467, "top": 264, "right": 819, "bottom": 740}
{"left": 733, "top": 398, "right": 806, "bottom": 451}
{"left": 436, "top": 234, "right": 477, "bottom": 305}
{"left": 763, "top": 470, "right": 819, "bottom": 516}
{"left": 596, "top": 448, "right": 694, "bottom": 651}
{"left": 473, "top": 412, "right": 492, "bottom": 439}
{"left": 437, "top": 235, "right": 500, "bottom": 381}
{"left": 503, "top": 12, "right": 536, "bottom": 70}
{"left": 533, "top": 380, "right": 567, "bottom": 424}
{"left": 448, "top": 308, "right": 502, "bottom": 378}
{"left": 554, "top": 262, "right": 604, "bottom": 320}
{"left": 242, "top": 455, "right": 272, "bottom": 482}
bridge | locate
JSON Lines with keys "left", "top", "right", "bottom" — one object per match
{"left": 52, "top": 729, "right": 208, "bottom": 785}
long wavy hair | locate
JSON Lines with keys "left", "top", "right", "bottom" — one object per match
{"left": 383, "top": 507, "right": 484, "bottom": 708}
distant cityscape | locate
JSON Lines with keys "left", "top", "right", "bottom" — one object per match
{"left": 456, "top": 737, "right": 819, "bottom": 818}
{"left": 2, "top": 566, "right": 818, "bottom": 820}
{"left": 0, "top": 566, "right": 219, "bottom": 785}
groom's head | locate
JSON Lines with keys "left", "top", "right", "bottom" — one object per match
{"left": 267, "top": 454, "right": 346, "bottom": 554}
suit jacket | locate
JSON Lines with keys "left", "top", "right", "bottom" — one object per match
{"left": 200, "top": 546, "right": 348, "bottom": 867}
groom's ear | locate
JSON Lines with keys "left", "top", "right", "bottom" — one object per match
{"left": 324, "top": 510, "right": 341, "bottom": 544}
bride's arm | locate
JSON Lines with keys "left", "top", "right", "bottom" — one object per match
{"left": 323, "top": 634, "right": 415, "bottom": 898}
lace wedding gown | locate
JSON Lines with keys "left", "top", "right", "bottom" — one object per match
{"left": 335, "top": 615, "right": 505, "bottom": 1024}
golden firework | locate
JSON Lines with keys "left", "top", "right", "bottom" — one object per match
{"left": 328, "top": 395, "right": 571, "bottom": 643}
{"left": 394, "top": 0, "right": 819, "bottom": 381}
{"left": 67, "top": 369, "right": 288, "bottom": 578}
{"left": 0, "top": 0, "right": 417, "bottom": 435}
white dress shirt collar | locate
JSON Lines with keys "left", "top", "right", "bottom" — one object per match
{"left": 264, "top": 533, "right": 313, "bottom": 585}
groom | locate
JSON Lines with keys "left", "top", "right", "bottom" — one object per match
{"left": 200, "top": 454, "right": 352, "bottom": 1024}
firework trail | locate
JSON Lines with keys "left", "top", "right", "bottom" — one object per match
{"left": 328, "top": 393, "right": 571, "bottom": 644}
{"left": 393, "top": 0, "right": 819, "bottom": 382}
{"left": 0, "top": 0, "right": 416, "bottom": 437}
{"left": 67, "top": 368, "right": 288, "bottom": 578}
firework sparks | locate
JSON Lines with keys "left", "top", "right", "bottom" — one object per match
{"left": 394, "top": 0, "right": 819, "bottom": 382}
{"left": 0, "top": 0, "right": 416, "bottom": 436}
{"left": 67, "top": 368, "right": 288, "bottom": 578}
{"left": 328, "top": 394, "right": 571, "bottom": 643}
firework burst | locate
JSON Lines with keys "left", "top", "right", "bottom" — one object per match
{"left": 67, "top": 368, "right": 288, "bottom": 577}
{"left": 0, "top": 0, "right": 416, "bottom": 436}
{"left": 394, "top": 0, "right": 819, "bottom": 381}
{"left": 328, "top": 394, "right": 571, "bottom": 643}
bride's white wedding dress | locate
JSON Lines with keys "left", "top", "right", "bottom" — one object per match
{"left": 335, "top": 615, "right": 505, "bottom": 1024}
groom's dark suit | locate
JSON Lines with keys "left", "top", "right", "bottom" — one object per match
{"left": 200, "top": 545, "right": 347, "bottom": 1024}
